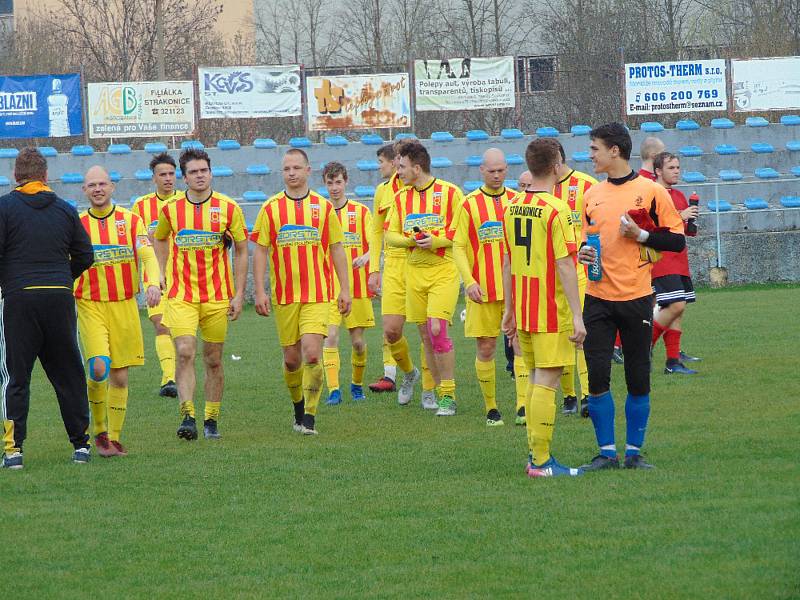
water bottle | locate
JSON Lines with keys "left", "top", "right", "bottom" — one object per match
{"left": 686, "top": 192, "right": 699, "bottom": 236}
{"left": 47, "top": 78, "right": 71, "bottom": 137}
{"left": 586, "top": 232, "right": 602, "bottom": 281}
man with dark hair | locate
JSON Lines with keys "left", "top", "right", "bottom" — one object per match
{"left": 132, "top": 152, "right": 179, "bottom": 398}
{"left": 154, "top": 147, "right": 249, "bottom": 441}
{"left": 577, "top": 123, "right": 685, "bottom": 470}
{"left": 0, "top": 147, "right": 94, "bottom": 469}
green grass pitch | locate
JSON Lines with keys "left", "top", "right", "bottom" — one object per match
{"left": 3, "top": 285, "right": 798, "bottom": 598}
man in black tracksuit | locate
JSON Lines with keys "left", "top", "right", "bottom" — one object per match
{"left": 0, "top": 147, "right": 94, "bottom": 469}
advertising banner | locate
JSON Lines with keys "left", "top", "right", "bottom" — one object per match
{"left": 87, "top": 81, "right": 194, "bottom": 138}
{"left": 414, "top": 56, "right": 515, "bottom": 112}
{"left": 624, "top": 60, "right": 727, "bottom": 115}
{"left": 199, "top": 65, "right": 302, "bottom": 119}
{"left": 0, "top": 73, "right": 83, "bottom": 139}
{"left": 305, "top": 73, "right": 410, "bottom": 131}
{"left": 732, "top": 57, "right": 800, "bottom": 111}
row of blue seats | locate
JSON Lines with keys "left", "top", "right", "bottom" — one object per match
{"left": 706, "top": 197, "right": 800, "bottom": 211}
{"left": 681, "top": 166, "right": 800, "bottom": 182}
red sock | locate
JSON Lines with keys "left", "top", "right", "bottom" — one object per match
{"left": 652, "top": 321, "right": 667, "bottom": 347}
{"left": 663, "top": 329, "right": 681, "bottom": 361}
{"left": 614, "top": 332, "right": 622, "bottom": 347}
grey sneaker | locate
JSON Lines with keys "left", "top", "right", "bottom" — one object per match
{"left": 72, "top": 447, "right": 91, "bottom": 464}
{"left": 203, "top": 419, "right": 221, "bottom": 439}
{"left": 1, "top": 452, "right": 23, "bottom": 470}
{"left": 398, "top": 367, "right": 420, "bottom": 405}
{"left": 435, "top": 395, "right": 457, "bottom": 416}
{"left": 421, "top": 390, "right": 438, "bottom": 410}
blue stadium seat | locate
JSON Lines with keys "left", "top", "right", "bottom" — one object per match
{"left": 755, "top": 167, "right": 779, "bottom": 179}
{"left": 109, "top": 170, "right": 122, "bottom": 182}
{"left": 501, "top": 128, "right": 524, "bottom": 140}
{"left": 360, "top": 133, "right": 384, "bottom": 145}
{"left": 71, "top": 145, "right": 94, "bottom": 156}
{"left": 144, "top": 142, "right": 168, "bottom": 154}
{"left": 181, "top": 140, "right": 204, "bottom": 150}
{"left": 719, "top": 169, "right": 743, "bottom": 181}
{"left": 641, "top": 121, "right": 664, "bottom": 133}
{"left": 746, "top": 116, "right": 769, "bottom": 127}
{"left": 744, "top": 197, "right": 769, "bottom": 210}
{"left": 217, "top": 139, "right": 241, "bottom": 151}
{"left": 431, "top": 131, "right": 454, "bottom": 143}
{"left": 504, "top": 179, "right": 519, "bottom": 190}
{"left": 65, "top": 199, "right": 78, "bottom": 209}
{"left": 466, "top": 129, "right": 489, "bottom": 141}
{"left": 289, "top": 137, "right": 311, "bottom": 148}
{"left": 317, "top": 188, "right": 329, "bottom": 198}
{"left": 711, "top": 118, "right": 735, "bottom": 129}
{"left": 38, "top": 146, "right": 58, "bottom": 157}
{"left": 570, "top": 124, "right": 592, "bottom": 136}
{"left": 715, "top": 144, "right": 738, "bottom": 155}
{"left": 464, "top": 155, "right": 483, "bottom": 167}
{"left": 355, "top": 185, "right": 376, "bottom": 198}
{"left": 682, "top": 171, "right": 706, "bottom": 183}
{"left": 0, "top": 148, "right": 18, "bottom": 159}
{"left": 254, "top": 138, "right": 277, "bottom": 149}
{"left": 175, "top": 168, "right": 182, "bottom": 178}
{"left": 431, "top": 157, "right": 453, "bottom": 168}
{"left": 781, "top": 115, "right": 800, "bottom": 126}
{"left": 572, "top": 151, "right": 590, "bottom": 163}
{"left": 792, "top": 166, "right": 800, "bottom": 177}
{"left": 243, "top": 190, "right": 267, "bottom": 202}
{"left": 786, "top": 141, "right": 800, "bottom": 152}
{"left": 356, "top": 160, "right": 379, "bottom": 172}
{"left": 0, "top": 176, "right": 10, "bottom": 186}
{"left": 676, "top": 119, "right": 700, "bottom": 131}
{"left": 463, "top": 180, "right": 482, "bottom": 193}
{"left": 325, "top": 135, "right": 348, "bottom": 147}
{"left": 395, "top": 133, "right": 417, "bottom": 140}
{"left": 707, "top": 200, "right": 732, "bottom": 212}
{"left": 135, "top": 169, "right": 152, "bottom": 181}
{"left": 536, "top": 126, "right": 559, "bottom": 137}
{"left": 751, "top": 142, "right": 774, "bottom": 154}
{"left": 679, "top": 145, "right": 703, "bottom": 157}
{"left": 61, "top": 172, "right": 84, "bottom": 184}
{"left": 246, "top": 164, "right": 270, "bottom": 176}
{"left": 108, "top": 144, "right": 131, "bottom": 155}
{"left": 780, "top": 196, "right": 800, "bottom": 208}
{"left": 506, "top": 154, "right": 524, "bottom": 166}
{"left": 212, "top": 166, "right": 233, "bottom": 177}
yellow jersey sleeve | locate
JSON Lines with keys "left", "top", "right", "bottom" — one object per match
{"left": 250, "top": 202, "right": 271, "bottom": 247}
{"left": 326, "top": 204, "right": 345, "bottom": 246}
{"left": 551, "top": 206, "right": 576, "bottom": 261}
{"left": 153, "top": 205, "right": 173, "bottom": 240}
{"left": 228, "top": 202, "right": 248, "bottom": 242}
{"left": 452, "top": 199, "right": 475, "bottom": 287}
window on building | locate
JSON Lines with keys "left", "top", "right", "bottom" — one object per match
{"left": 0, "top": 0, "right": 12, "bottom": 16}
{"left": 517, "top": 55, "right": 557, "bottom": 94}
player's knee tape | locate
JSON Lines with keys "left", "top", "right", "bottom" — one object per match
{"left": 88, "top": 356, "right": 111, "bottom": 382}
{"left": 426, "top": 318, "right": 453, "bottom": 353}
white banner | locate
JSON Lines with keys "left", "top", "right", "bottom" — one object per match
{"left": 624, "top": 60, "right": 727, "bottom": 115}
{"left": 414, "top": 56, "right": 515, "bottom": 111}
{"left": 732, "top": 57, "right": 800, "bottom": 112}
{"left": 199, "top": 65, "right": 302, "bottom": 119}
{"left": 87, "top": 81, "right": 194, "bottom": 138}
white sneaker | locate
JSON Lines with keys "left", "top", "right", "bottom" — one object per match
{"left": 421, "top": 390, "right": 438, "bottom": 410}
{"left": 301, "top": 425, "right": 319, "bottom": 436}
{"left": 72, "top": 447, "right": 91, "bottom": 464}
{"left": 397, "top": 367, "right": 420, "bottom": 405}
{"left": 292, "top": 422, "right": 303, "bottom": 433}
{"left": 435, "top": 396, "right": 457, "bottom": 416}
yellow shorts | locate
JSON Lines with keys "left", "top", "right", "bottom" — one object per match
{"left": 406, "top": 262, "right": 460, "bottom": 324}
{"left": 146, "top": 295, "right": 165, "bottom": 319}
{"left": 465, "top": 299, "right": 503, "bottom": 338}
{"left": 162, "top": 299, "right": 229, "bottom": 343}
{"left": 381, "top": 255, "right": 407, "bottom": 317}
{"left": 76, "top": 298, "right": 144, "bottom": 368}
{"left": 517, "top": 330, "right": 575, "bottom": 369}
{"left": 274, "top": 302, "right": 329, "bottom": 347}
{"left": 328, "top": 297, "right": 375, "bottom": 330}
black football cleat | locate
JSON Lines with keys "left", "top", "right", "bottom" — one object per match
{"left": 159, "top": 380, "right": 178, "bottom": 398}
{"left": 562, "top": 395, "right": 578, "bottom": 415}
{"left": 624, "top": 454, "right": 655, "bottom": 469}
{"left": 580, "top": 454, "right": 620, "bottom": 471}
{"left": 177, "top": 415, "right": 198, "bottom": 441}
{"left": 203, "top": 419, "right": 221, "bottom": 440}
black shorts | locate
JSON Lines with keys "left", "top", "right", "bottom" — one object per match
{"left": 653, "top": 274, "right": 695, "bottom": 307}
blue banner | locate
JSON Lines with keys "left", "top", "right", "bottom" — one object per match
{"left": 0, "top": 73, "right": 84, "bottom": 139}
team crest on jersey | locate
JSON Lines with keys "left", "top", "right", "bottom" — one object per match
{"left": 310, "top": 203, "right": 320, "bottom": 220}
{"left": 348, "top": 211, "right": 357, "bottom": 225}
{"left": 210, "top": 206, "right": 221, "bottom": 223}
{"left": 115, "top": 218, "right": 127, "bottom": 238}
{"left": 568, "top": 186, "right": 578, "bottom": 205}
{"left": 432, "top": 191, "right": 442, "bottom": 207}
{"left": 635, "top": 195, "right": 644, "bottom": 207}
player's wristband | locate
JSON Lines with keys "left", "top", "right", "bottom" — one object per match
{"left": 636, "top": 230, "right": 650, "bottom": 243}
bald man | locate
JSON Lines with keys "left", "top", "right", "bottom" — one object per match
{"left": 453, "top": 149, "right": 529, "bottom": 426}
{"left": 518, "top": 170, "right": 533, "bottom": 191}
{"left": 639, "top": 136, "right": 666, "bottom": 181}
{"left": 75, "top": 166, "right": 162, "bottom": 457}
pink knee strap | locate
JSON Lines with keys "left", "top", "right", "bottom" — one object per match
{"left": 427, "top": 318, "right": 453, "bottom": 353}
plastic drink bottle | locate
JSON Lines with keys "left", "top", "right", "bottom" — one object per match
{"left": 586, "top": 232, "right": 602, "bottom": 281}
{"left": 686, "top": 192, "right": 699, "bottom": 236}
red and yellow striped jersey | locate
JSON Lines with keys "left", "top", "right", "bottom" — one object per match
{"left": 250, "top": 190, "right": 344, "bottom": 305}
{"left": 74, "top": 205, "right": 149, "bottom": 302}
{"left": 453, "top": 186, "right": 517, "bottom": 302}
{"left": 132, "top": 191, "right": 180, "bottom": 235}
{"left": 153, "top": 191, "right": 247, "bottom": 303}
{"left": 503, "top": 191, "right": 577, "bottom": 333}
{"left": 553, "top": 169, "right": 597, "bottom": 282}
{"left": 388, "top": 178, "right": 463, "bottom": 267}
{"left": 330, "top": 199, "right": 372, "bottom": 299}
{"left": 370, "top": 172, "right": 407, "bottom": 264}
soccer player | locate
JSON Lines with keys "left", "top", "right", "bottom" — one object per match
{"left": 501, "top": 138, "right": 586, "bottom": 478}
{"left": 132, "top": 153, "right": 179, "bottom": 398}
{"left": 75, "top": 166, "right": 162, "bottom": 457}
{"left": 518, "top": 170, "right": 533, "bottom": 191}
{"left": 153, "top": 148, "right": 249, "bottom": 441}
{"left": 251, "top": 149, "right": 352, "bottom": 435}
{"left": 552, "top": 141, "right": 598, "bottom": 417}
{"left": 577, "top": 123, "right": 685, "bottom": 470}
{"left": 651, "top": 151, "right": 700, "bottom": 375}
{"left": 387, "top": 141, "right": 462, "bottom": 416}
{"left": 320, "top": 162, "right": 374, "bottom": 404}
{"left": 638, "top": 136, "right": 665, "bottom": 181}
{"left": 453, "top": 148, "right": 529, "bottom": 426}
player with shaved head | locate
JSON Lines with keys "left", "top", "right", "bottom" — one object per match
{"left": 638, "top": 136, "right": 666, "bottom": 181}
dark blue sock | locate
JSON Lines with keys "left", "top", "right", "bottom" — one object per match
{"left": 588, "top": 391, "right": 615, "bottom": 457}
{"left": 625, "top": 393, "right": 650, "bottom": 456}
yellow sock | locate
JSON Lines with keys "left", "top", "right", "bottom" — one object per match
{"left": 351, "top": 348, "right": 367, "bottom": 386}
{"left": 3, "top": 420, "right": 18, "bottom": 455}
{"left": 87, "top": 379, "right": 108, "bottom": 436}
{"left": 204, "top": 401, "right": 221, "bottom": 422}
{"left": 578, "top": 350, "right": 589, "bottom": 398}
{"left": 323, "top": 347, "right": 340, "bottom": 391}
{"left": 389, "top": 336, "right": 413, "bottom": 373}
{"left": 283, "top": 365, "right": 303, "bottom": 403}
{"left": 513, "top": 356, "right": 529, "bottom": 411}
{"left": 302, "top": 362, "right": 324, "bottom": 416}
{"left": 107, "top": 385, "right": 128, "bottom": 442}
{"left": 155, "top": 334, "right": 175, "bottom": 385}
{"left": 475, "top": 358, "right": 497, "bottom": 412}
{"left": 529, "top": 384, "right": 557, "bottom": 466}
{"left": 560, "top": 360, "right": 576, "bottom": 397}
{"left": 439, "top": 378, "right": 455, "bottom": 400}
{"left": 382, "top": 341, "right": 396, "bottom": 366}
{"left": 525, "top": 382, "right": 535, "bottom": 453}
{"left": 180, "top": 400, "right": 196, "bottom": 418}
{"left": 421, "top": 345, "right": 435, "bottom": 391}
